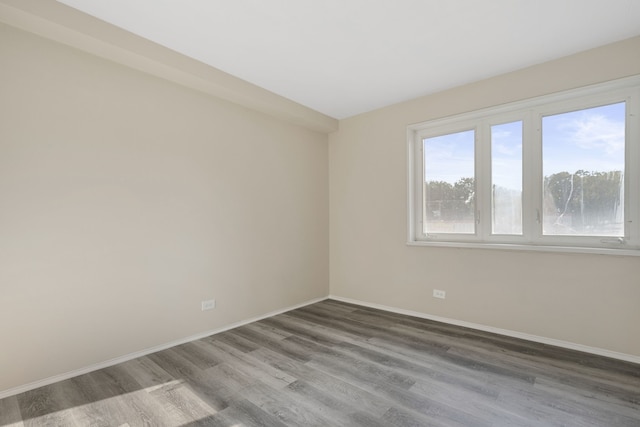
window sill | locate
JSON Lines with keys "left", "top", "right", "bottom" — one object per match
{"left": 406, "top": 240, "right": 640, "bottom": 256}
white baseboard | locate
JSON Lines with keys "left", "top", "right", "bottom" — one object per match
{"left": 328, "top": 295, "right": 640, "bottom": 365}
{"left": 0, "top": 296, "right": 328, "bottom": 400}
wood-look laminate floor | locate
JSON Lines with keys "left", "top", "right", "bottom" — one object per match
{"left": 1, "top": 299, "right": 639, "bottom": 426}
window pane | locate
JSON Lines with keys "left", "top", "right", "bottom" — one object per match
{"left": 423, "top": 130, "right": 475, "bottom": 234}
{"left": 542, "top": 102, "right": 625, "bottom": 236}
{"left": 491, "top": 121, "right": 523, "bottom": 235}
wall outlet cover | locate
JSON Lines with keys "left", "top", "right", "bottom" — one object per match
{"left": 201, "top": 299, "right": 216, "bottom": 311}
{"left": 433, "top": 289, "right": 446, "bottom": 299}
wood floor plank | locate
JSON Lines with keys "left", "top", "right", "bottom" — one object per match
{"left": 241, "top": 383, "right": 336, "bottom": 426}
{"left": 148, "top": 382, "right": 219, "bottom": 425}
{"left": 0, "top": 395, "right": 24, "bottom": 427}
{"left": 532, "top": 376, "right": 640, "bottom": 418}
{"left": 170, "top": 341, "right": 224, "bottom": 370}
{"left": 341, "top": 303, "right": 616, "bottom": 368}
{"left": 70, "top": 369, "right": 175, "bottom": 427}
{"left": 285, "top": 379, "right": 390, "bottom": 427}
{"left": 210, "top": 330, "right": 261, "bottom": 353}
{"left": 242, "top": 321, "right": 293, "bottom": 341}
{"left": 116, "top": 356, "right": 178, "bottom": 393}
{"left": 305, "top": 354, "right": 491, "bottom": 427}
{"left": 381, "top": 405, "right": 437, "bottom": 427}
{"left": 365, "top": 335, "right": 533, "bottom": 399}
{"left": 307, "top": 344, "right": 418, "bottom": 391}
{"left": 285, "top": 306, "right": 381, "bottom": 340}
{"left": 22, "top": 408, "right": 78, "bottom": 427}
{"left": 441, "top": 334, "right": 618, "bottom": 381}
{"left": 447, "top": 343, "right": 640, "bottom": 403}
{"left": 226, "top": 328, "right": 328, "bottom": 363}
{"left": 409, "top": 377, "right": 542, "bottom": 427}
{"left": 249, "top": 346, "right": 393, "bottom": 418}
{"left": 2, "top": 299, "right": 639, "bottom": 426}
{"left": 17, "top": 381, "right": 81, "bottom": 427}
{"left": 147, "top": 348, "right": 233, "bottom": 411}
{"left": 197, "top": 398, "right": 289, "bottom": 427}
{"left": 201, "top": 339, "right": 297, "bottom": 390}
{"left": 204, "top": 361, "right": 257, "bottom": 393}
{"left": 313, "top": 298, "right": 361, "bottom": 314}
{"left": 65, "top": 374, "right": 127, "bottom": 427}
{"left": 329, "top": 330, "right": 508, "bottom": 399}
{"left": 260, "top": 314, "right": 348, "bottom": 347}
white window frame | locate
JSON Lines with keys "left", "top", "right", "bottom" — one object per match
{"left": 407, "top": 75, "right": 640, "bottom": 256}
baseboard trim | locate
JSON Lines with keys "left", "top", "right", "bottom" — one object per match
{"left": 328, "top": 295, "right": 640, "bottom": 365}
{"left": 0, "top": 296, "right": 328, "bottom": 400}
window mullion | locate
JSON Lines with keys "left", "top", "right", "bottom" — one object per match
{"left": 477, "top": 121, "right": 491, "bottom": 240}
{"left": 522, "top": 110, "right": 542, "bottom": 243}
{"left": 415, "top": 137, "right": 424, "bottom": 239}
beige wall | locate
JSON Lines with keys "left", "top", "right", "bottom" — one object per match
{"left": 0, "top": 23, "right": 328, "bottom": 393}
{"left": 329, "top": 36, "right": 640, "bottom": 358}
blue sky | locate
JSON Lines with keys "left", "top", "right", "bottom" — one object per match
{"left": 423, "top": 102, "right": 625, "bottom": 191}
{"left": 423, "top": 129, "right": 474, "bottom": 185}
{"left": 542, "top": 102, "right": 625, "bottom": 177}
{"left": 491, "top": 121, "right": 522, "bottom": 191}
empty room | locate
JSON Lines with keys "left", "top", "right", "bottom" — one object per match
{"left": 1, "top": 0, "right": 639, "bottom": 426}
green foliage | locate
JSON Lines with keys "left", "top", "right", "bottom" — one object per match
{"left": 544, "top": 170, "right": 622, "bottom": 229}
{"left": 425, "top": 178, "right": 475, "bottom": 221}
{"left": 425, "top": 170, "right": 623, "bottom": 229}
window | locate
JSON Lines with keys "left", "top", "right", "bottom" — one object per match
{"left": 541, "top": 103, "right": 625, "bottom": 237}
{"left": 408, "top": 76, "right": 640, "bottom": 255}
{"left": 423, "top": 129, "right": 476, "bottom": 234}
{"left": 491, "top": 121, "right": 522, "bottom": 235}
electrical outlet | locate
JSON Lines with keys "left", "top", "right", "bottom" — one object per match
{"left": 201, "top": 299, "right": 216, "bottom": 311}
{"left": 433, "top": 289, "right": 446, "bottom": 299}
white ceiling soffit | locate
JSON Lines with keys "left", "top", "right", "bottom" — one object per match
{"left": 0, "top": 0, "right": 338, "bottom": 133}
{"left": 50, "top": 0, "right": 640, "bottom": 119}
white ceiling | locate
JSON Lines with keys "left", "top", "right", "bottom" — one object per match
{"left": 56, "top": 0, "right": 640, "bottom": 119}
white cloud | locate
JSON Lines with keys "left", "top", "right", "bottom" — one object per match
{"left": 559, "top": 113, "right": 624, "bottom": 156}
